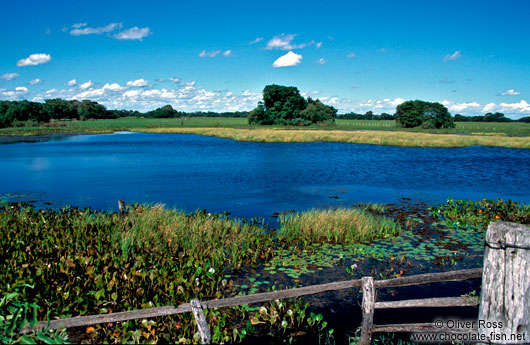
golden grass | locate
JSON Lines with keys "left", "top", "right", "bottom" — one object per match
{"left": 278, "top": 208, "right": 401, "bottom": 244}
{"left": 141, "top": 127, "right": 530, "bottom": 148}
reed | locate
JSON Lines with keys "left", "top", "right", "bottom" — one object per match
{"left": 278, "top": 208, "right": 401, "bottom": 244}
{"left": 143, "top": 127, "right": 530, "bottom": 148}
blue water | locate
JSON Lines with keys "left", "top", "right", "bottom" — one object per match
{"left": 1, "top": 132, "right": 529, "bottom": 224}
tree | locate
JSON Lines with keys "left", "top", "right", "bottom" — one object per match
{"left": 249, "top": 85, "right": 335, "bottom": 125}
{"left": 45, "top": 99, "right": 78, "bottom": 120}
{"left": 145, "top": 104, "right": 180, "bottom": 118}
{"left": 300, "top": 98, "right": 336, "bottom": 124}
{"left": 395, "top": 100, "right": 454, "bottom": 128}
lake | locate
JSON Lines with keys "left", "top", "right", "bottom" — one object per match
{"left": 1, "top": 131, "right": 529, "bottom": 225}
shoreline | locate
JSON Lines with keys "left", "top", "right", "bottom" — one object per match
{"left": 1, "top": 126, "right": 529, "bottom": 148}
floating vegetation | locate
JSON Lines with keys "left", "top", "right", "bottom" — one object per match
{"left": 431, "top": 197, "right": 530, "bottom": 229}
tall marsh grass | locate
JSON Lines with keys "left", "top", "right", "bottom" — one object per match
{"left": 278, "top": 208, "right": 401, "bottom": 244}
{"left": 145, "top": 127, "right": 530, "bottom": 148}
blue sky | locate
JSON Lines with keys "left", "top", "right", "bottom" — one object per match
{"left": 1, "top": 0, "right": 529, "bottom": 118}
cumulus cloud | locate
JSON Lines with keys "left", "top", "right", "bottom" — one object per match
{"left": 346, "top": 53, "right": 356, "bottom": 58}
{"left": 316, "top": 58, "right": 327, "bottom": 65}
{"left": 500, "top": 89, "right": 520, "bottom": 96}
{"left": 126, "top": 78, "right": 148, "bottom": 87}
{"left": 199, "top": 50, "right": 221, "bottom": 58}
{"left": 114, "top": 27, "right": 151, "bottom": 41}
{"left": 69, "top": 23, "right": 151, "bottom": 41}
{"left": 265, "top": 34, "right": 307, "bottom": 50}
{"left": 0, "top": 86, "right": 29, "bottom": 100}
{"left": 16, "top": 53, "right": 51, "bottom": 67}
{"left": 499, "top": 100, "right": 530, "bottom": 113}
{"left": 1, "top": 73, "right": 20, "bottom": 81}
{"left": 315, "top": 42, "right": 323, "bottom": 49}
{"left": 102, "top": 83, "right": 124, "bottom": 91}
{"left": 79, "top": 80, "right": 93, "bottom": 90}
{"left": 70, "top": 23, "right": 121, "bottom": 36}
{"left": 168, "top": 77, "right": 180, "bottom": 83}
{"left": 248, "top": 37, "right": 263, "bottom": 45}
{"left": 443, "top": 50, "right": 462, "bottom": 62}
{"left": 222, "top": 50, "right": 234, "bottom": 57}
{"left": 272, "top": 51, "right": 302, "bottom": 67}
{"left": 440, "top": 99, "right": 530, "bottom": 117}
{"left": 29, "top": 78, "right": 42, "bottom": 85}
{"left": 66, "top": 79, "right": 77, "bottom": 86}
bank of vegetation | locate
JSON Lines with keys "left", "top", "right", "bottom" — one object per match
{"left": 0, "top": 203, "right": 399, "bottom": 343}
{"left": 144, "top": 127, "right": 530, "bottom": 148}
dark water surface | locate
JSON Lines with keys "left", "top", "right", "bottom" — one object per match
{"left": 1, "top": 132, "right": 529, "bottom": 224}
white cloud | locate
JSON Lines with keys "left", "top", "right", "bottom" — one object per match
{"left": 79, "top": 80, "right": 93, "bottom": 89}
{"left": 114, "top": 27, "right": 151, "bottom": 41}
{"left": 249, "top": 37, "right": 263, "bottom": 45}
{"left": 126, "top": 78, "right": 148, "bottom": 87}
{"left": 483, "top": 103, "right": 496, "bottom": 112}
{"left": 102, "top": 83, "right": 124, "bottom": 91}
{"left": 72, "top": 22, "right": 87, "bottom": 29}
{"left": 499, "top": 100, "right": 530, "bottom": 113}
{"left": 316, "top": 58, "right": 327, "bottom": 65}
{"left": 66, "top": 79, "right": 77, "bottom": 86}
{"left": 1, "top": 86, "right": 30, "bottom": 100}
{"left": 501, "top": 89, "right": 520, "bottom": 96}
{"left": 199, "top": 50, "right": 221, "bottom": 58}
{"left": 222, "top": 50, "right": 234, "bottom": 57}
{"left": 16, "top": 53, "right": 51, "bottom": 67}
{"left": 1, "top": 73, "right": 20, "bottom": 81}
{"left": 169, "top": 77, "right": 180, "bottom": 83}
{"left": 265, "top": 34, "right": 306, "bottom": 50}
{"left": 441, "top": 100, "right": 481, "bottom": 112}
{"left": 347, "top": 53, "right": 356, "bottom": 58}
{"left": 315, "top": 42, "right": 323, "bottom": 49}
{"left": 272, "top": 51, "right": 302, "bottom": 67}
{"left": 29, "top": 78, "right": 42, "bottom": 85}
{"left": 69, "top": 23, "right": 121, "bottom": 36}
{"left": 443, "top": 50, "right": 462, "bottom": 62}
{"left": 378, "top": 48, "right": 387, "bottom": 53}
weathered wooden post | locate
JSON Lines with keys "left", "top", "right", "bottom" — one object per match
{"left": 191, "top": 299, "right": 211, "bottom": 344}
{"left": 360, "top": 276, "right": 375, "bottom": 345}
{"left": 118, "top": 199, "right": 125, "bottom": 217}
{"left": 479, "top": 222, "right": 529, "bottom": 344}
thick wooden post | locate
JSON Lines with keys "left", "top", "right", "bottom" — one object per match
{"left": 479, "top": 222, "right": 530, "bottom": 344}
{"left": 191, "top": 299, "right": 211, "bottom": 344}
{"left": 360, "top": 277, "right": 375, "bottom": 345}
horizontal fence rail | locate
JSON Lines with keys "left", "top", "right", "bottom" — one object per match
{"left": 21, "top": 267, "right": 482, "bottom": 335}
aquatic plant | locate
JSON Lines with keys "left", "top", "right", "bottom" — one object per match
{"left": 278, "top": 208, "right": 401, "bottom": 245}
{"left": 431, "top": 197, "right": 530, "bottom": 229}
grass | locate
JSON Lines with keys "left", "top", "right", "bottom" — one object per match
{"left": 144, "top": 126, "right": 530, "bottom": 148}
{"left": 278, "top": 208, "right": 401, "bottom": 244}
{"left": 1, "top": 117, "right": 529, "bottom": 146}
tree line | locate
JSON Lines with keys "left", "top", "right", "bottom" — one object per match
{"left": 0, "top": 99, "right": 249, "bottom": 128}
{"left": 1, "top": 94, "right": 528, "bottom": 129}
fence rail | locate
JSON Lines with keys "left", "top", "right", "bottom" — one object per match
{"left": 21, "top": 267, "right": 482, "bottom": 340}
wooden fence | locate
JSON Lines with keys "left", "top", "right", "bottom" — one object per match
{"left": 21, "top": 268, "right": 482, "bottom": 342}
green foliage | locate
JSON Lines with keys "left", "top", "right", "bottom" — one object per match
{"left": 395, "top": 100, "right": 455, "bottom": 129}
{"left": 0, "top": 285, "right": 69, "bottom": 344}
{"left": 144, "top": 105, "right": 180, "bottom": 118}
{"left": 431, "top": 197, "right": 530, "bottom": 229}
{"left": 249, "top": 85, "right": 336, "bottom": 125}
